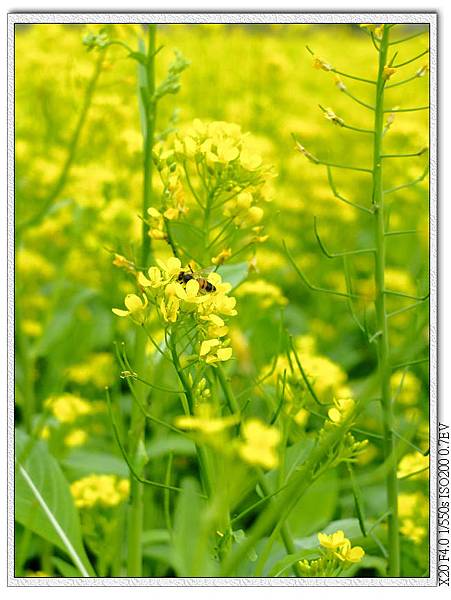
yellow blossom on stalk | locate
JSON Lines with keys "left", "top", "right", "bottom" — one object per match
{"left": 44, "top": 393, "right": 92, "bottom": 424}
{"left": 240, "top": 149, "right": 262, "bottom": 171}
{"left": 112, "top": 294, "right": 148, "bottom": 324}
{"left": 238, "top": 419, "right": 280, "bottom": 469}
{"left": 318, "top": 530, "right": 365, "bottom": 564}
{"left": 199, "top": 338, "right": 233, "bottom": 364}
{"left": 138, "top": 266, "right": 164, "bottom": 289}
{"left": 335, "top": 540, "right": 365, "bottom": 563}
{"left": 66, "top": 352, "right": 115, "bottom": 388}
{"left": 175, "top": 403, "right": 239, "bottom": 434}
{"left": 173, "top": 279, "right": 210, "bottom": 305}
{"left": 318, "top": 530, "right": 347, "bottom": 550}
{"left": 397, "top": 452, "right": 429, "bottom": 480}
{"left": 64, "top": 429, "right": 87, "bottom": 448}
{"left": 328, "top": 397, "right": 355, "bottom": 425}
{"left": 200, "top": 313, "right": 229, "bottom": 337}
{"left": 70, "top": 474, "right": 130, "bottom": 509}
{"left": 156, "top": 256, "right": 182, "bottom": 279}
{"left": 160, "top": 295, "right": 180, "bottom": 323}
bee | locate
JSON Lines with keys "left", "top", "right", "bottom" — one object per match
{"left": 177, "top": 265, "right": 216, "bottom": 293}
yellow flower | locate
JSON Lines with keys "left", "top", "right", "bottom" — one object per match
{"left": 137, "top": 266, "right": 164, "bottom": 289}
{"left": 328, "top": 397, "right": 355, "bottom": 425}
{"left": 70, "top": 474, "right": 130, "bottom": 509}
{"left": 64, "top": 429, "right": 87, "bottom": 447}
{"left": 199, "top": 338, "right": 233, "bottom": 364}
{"left": 318, "top": 530, "right": 346, "bottom": 550}
{"left": 336, "top": 540, "right": 365, "bottom": 563}
{"left": 45, "top": 394, "right": 92, "bottom": 424}
{"left": 238, "top": 419, "right": 280, "bottom": 469}
{"left": 156, "top": 256, "right": 182, "bottom": 278}
{"left": 240, "top": 149, "right": 262, "bottom": 170}
{"left": 175, "top": 404, "right": 239, "bottom": 434}
{"left": 173, "top": 278, "right": 210, "bottom": 305}
{"left": 159, "top": 295, "right": 180, "bottom": 323}
{"left": 397, "top": 452, "right": 429, "bottom": 480}
{"left": 112, "top": 294, "right": 148, "bottom": 324}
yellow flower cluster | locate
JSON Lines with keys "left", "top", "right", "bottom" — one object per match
{"left": 397, "top": 452, "right": 429, "bottom": 480}
{"left": 398, "top": 492, "right": 428, "bottom": 544}
{"left": 175, "top": 403, "right": 239, "bottom": 435}
{"left": 235, "top": 279, "right": 288, "bottom": 309}
{"left": 66, "top": 352, "right": 115, "bottom": 388}
{"left": 175, "top": 409, "right": 280, "bottom": 470}
{"left": 70, "top": 474, "right": 130, "bottom": 509}
{"left": 298, "top": 530, "right": 365, "bottom": 576}
{"left": 44, "top": 393, "right": 93, "bottom": 424}
{"left": 318, "top": 530, "right": 365, "bottom": 563}
{"left": 238, "top": 419, "right": 281, "bottom": 470}
{"left": 151, "top": 119, "right": 272, "bottom": 255}
{"left": 390, "top": 370, "right": 421, "bottom": 405}
{"left": 113, "top": 256, "right": 237, "bottom": 365}
{"left": 328, "top": 397, "right": 356, "bottom": 425}
{"left": 262, "top": 335, "right": 348, "bottom": 420}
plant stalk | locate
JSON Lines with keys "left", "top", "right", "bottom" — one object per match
{"left": 127, "top": 24, "right": 158, "bottom": 577}
{"left": 371, "top": 25, "right": 400, "bottom": 577}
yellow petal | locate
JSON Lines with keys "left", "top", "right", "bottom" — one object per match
{"left": 124, "top": 294, "right": 144, "bottom": 312}
{"left": 137, "top": 272, "right": 152, "bottom": 287}
{"left": 217, "top": 347, "right": 233, "bottom": 362}
{"left": 112, "top": 308, "right": 129, "bottom": 317}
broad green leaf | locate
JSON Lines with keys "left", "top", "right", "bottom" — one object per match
{"left": 286, "top": 468, "right": 339, "bottom": 538}
{"left": 171, "top": 477, "right": 217, "bottom": 577}
{"left": 15, "top": 429, "right": 95, "bottom": 577}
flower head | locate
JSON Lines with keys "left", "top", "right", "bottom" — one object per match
{"left": 112, "top": 294, "right": 148, "bottom": 324}
{"left": 238, "top": 419, "right": 280, "bottom": 469}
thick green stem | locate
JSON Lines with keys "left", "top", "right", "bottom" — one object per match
{"left": 371, "top": 26, "right": 400, "bottom": 577}
{"left": 127, "top": 24, "right": 158, "bottom": 577}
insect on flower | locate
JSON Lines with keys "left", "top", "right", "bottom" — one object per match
{"left": 177, "top": 265, "right": 217, "bottom": 293}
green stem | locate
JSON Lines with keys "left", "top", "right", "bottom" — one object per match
{"left": 127, "top": 24, "right": 158, "bottom": 577}
{"left": 371, "top": 25, "right": 400, "bottom": 577}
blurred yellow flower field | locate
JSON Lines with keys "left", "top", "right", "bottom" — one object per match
{"left": 14, "top": 22, "right": 430, "bottom": 579}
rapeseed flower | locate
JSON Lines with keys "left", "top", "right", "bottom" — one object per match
{"left": 45, "top": 393, "right": 92, "bottom": 424}
{"left": 70, "top": 474, "right": 130, "bottom": 509}
{"left": 238, "top": 419, "right": 280, "bottom": 469}
{"left": 112, "top": 294, "right": 148, "bottom": 324}
{"left": 175, "top": 404, "right": 239, "bottom": 434}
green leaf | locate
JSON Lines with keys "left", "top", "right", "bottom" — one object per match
{"left": 171, "top": 477, "right": 217, "bottom": 577}
{"left": 15, "top": 429, "right": 95, "bottom": 577}
{"left": 286, "top": 468, "right": 339, "bottom": 537}
{"left": 217, "top": 261, "right": 249, "bottom": 289}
